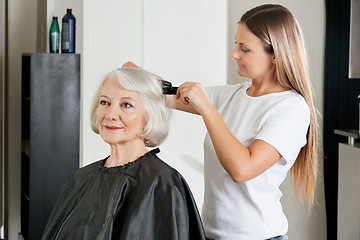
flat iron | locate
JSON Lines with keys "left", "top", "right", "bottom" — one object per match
{"left": 121, "top": 62, "right": 178, "bottom": 95}
{"left": 159, "top": 80, "right": 178, "bottom": 95}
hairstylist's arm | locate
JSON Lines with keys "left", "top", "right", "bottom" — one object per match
{"left": 173, "top": 90, "right": 200, "bottom": 115}
{"left": 176, "top": 82, "right": 281, "bottom": 182}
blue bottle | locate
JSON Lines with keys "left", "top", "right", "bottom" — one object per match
{"left": 61, "top": 9, "right": 76, "bottom": 53}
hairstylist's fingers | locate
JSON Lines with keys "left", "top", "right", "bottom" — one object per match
{"left": 176, "top": 88, "right": 180, "bottom": 99}
{"left": 178, "top": 88, "right": 189, "bottom": 105}
{"left": 122, "top": 61, "right": 139, "bottom": 68}
{"left": 122, "top": 62, "right": 165, "bottom": 81}
{"left": 182, "top": 96, "right": 190, "bottom": 105}
{"left": 176, "top": 84, "right": 182, "bottom": 99}
{"left": 176, "top": 82, "right": 188, "bottom": 100}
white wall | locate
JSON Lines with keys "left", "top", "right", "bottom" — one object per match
{"left": 82, "top": 0, "right": 228, "bottom": 208}
{"left": 228, "top": 1, "right": 327, "bottom": 239}
{"left": 82, "top": 0, "right": 144, "bottom": 166}
{"left": 143, "top": 0, "right": 228, "bottom": 207}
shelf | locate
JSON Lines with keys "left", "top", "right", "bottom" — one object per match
{"left": 334, "top": 129, "right": 360, "bottom": 146}
{"left": 334, "top": 129, "right": 360, "bottom": 138}
{"left": 21, "top": 53, "right": 81, "bottom": 239}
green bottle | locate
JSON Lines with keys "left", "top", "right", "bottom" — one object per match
{"left": 49, "top": 16, "right": 60, "bottom": 53}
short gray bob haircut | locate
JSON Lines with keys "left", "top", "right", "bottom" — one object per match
{"left": 90, "top": 67, "right": 173, "bottom": 147}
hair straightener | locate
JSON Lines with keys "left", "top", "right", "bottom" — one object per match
{"left": 159, "top": 80, "right": 178, "bottom": 95}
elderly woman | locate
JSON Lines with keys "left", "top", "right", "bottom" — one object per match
{"left": 41, "top": 67, "right": 206, "bottom": 240}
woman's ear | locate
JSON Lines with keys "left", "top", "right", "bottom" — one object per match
{"left": 272, "top": 54, "right": 276, "bottom": 64}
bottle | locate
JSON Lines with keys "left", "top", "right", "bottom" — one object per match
{"left": 61, "top": 9, "right": 76, "bottom": 53}
{"left": 49, "top": 17, "right": 60, "bottom": 53}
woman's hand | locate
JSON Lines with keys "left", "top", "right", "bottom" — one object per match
{"left": 176, "top": 82, "right": 213, "bottom": 115}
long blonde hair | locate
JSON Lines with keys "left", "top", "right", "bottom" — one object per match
{"left": 240, "top": 4, "right": 318, "bottom": 207}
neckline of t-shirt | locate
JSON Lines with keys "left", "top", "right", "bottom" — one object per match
{"left": 241, "top": 81, "right": 293, "bottom": 100}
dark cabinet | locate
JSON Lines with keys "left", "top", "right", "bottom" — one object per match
{"left": 21, "top": 53, "right": 80, "bottom": 240}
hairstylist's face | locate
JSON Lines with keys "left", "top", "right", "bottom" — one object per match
{"left": 231, "top": 23, "right": 275, "bottom": 81}
{"left": 97, "top": 77, "right": 146, "bottom": 146}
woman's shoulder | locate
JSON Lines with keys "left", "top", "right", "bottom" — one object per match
{"left": 143, "top": 153, "right": 180, "bottom": 176}
{"left": 53, "top": 159, "right": 105, "bottom": 199}
{"left": 267, "top": 91, "right": 310, "bottom": 122}
{"left": 68, "top": 159, "right": 104, "bottom": 180}
{"left": 140, "top": 150, "right": 184, "bottom": 185}
{"left": 79, "top": 159, "right": 104, "bottom": 171}
{"left": 277, "top": 91, "right": 309, "bottom": 111}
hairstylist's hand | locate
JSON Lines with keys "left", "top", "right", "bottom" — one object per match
{"left": 122, "top": 61, "right": 165, "bottom": 80}
{"left": 176, "top": 82, "right": 213, "bottom": 116}
{"left": 122, "top": 61, "right": 140, "bottom": 68}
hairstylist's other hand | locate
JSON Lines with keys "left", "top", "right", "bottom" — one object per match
{"left": 122, "top": 61, "right": 140, "bottom": 68}
{"left": 176, "top": 82, "right": 212, "bottom": 115}
{"left": 122, "top": 61, "right": 165, "bottom": 80}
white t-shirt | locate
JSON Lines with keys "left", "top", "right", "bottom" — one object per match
{"left": 202, "top": 82, "right": 310, "bottom": 240}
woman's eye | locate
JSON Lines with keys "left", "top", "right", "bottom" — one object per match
{"left": 241, "top": 48, "right": 249, "bottom": 53}
{"left": 99, "top": 100, "right": 108, "bottom": 106}
{"left": 121, "top": 102, "right": 133, "bottom": 108}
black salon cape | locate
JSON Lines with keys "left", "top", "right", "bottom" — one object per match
{"left": 42, "top": 148, "right": 206, "bottom": 240}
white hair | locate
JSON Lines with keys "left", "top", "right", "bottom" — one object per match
{"left": 90, "top": 67, "right": 173, "bottom": 147}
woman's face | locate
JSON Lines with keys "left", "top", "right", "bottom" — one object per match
{"left": 231, "top": 23, "right": 275, "bottom": 81}
{"left": 96, "top": 77, "right": 147, "bottom": 146}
